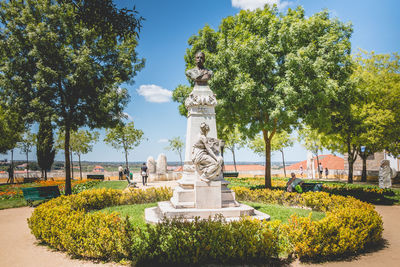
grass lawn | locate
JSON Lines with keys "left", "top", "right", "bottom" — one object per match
{"left": 91, "top": 181, "right": 128, "bottom": 190}
{"left": 0, "top": 198, "right": 27, "bottom": 210}
{"left": 100, "top": 201, "right": 325, "bottom": 227}
{"left": 98, "top": 203, "right": 157, "bottom": 228}
{"left": 243, "top": 201, "right": 325, "bottom": 221}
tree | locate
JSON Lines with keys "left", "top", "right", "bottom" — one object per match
{"left": 352, "top": 51, "right": 400, "bottom": 181}
{"left": 0, "top": 106, "right": 23, "bottom": 154}
{"left": 104, "top": 122, "right": 144, "bottom": 170}
{"left": 166, "top": 137, "right": 185, "bottom": 168}
{"left": 17, "top": 130, "right": 36, "bottom": 179}
{"left": 298, "top": 126, "right": 329, "bottom": 178}
{"left": 218, "top": 126, "right": 246, "bottom": 172}
{"left": 174, "top": 6, "right": 352, "bottom": 188}
{"left": 36, "top": 119, "right": 56, "bottom": 180}
{"left": 272, "top": 131, "right": 294, "bottom": 178}
{"left": 248, "top": 131, "right": 293, "bottom": 177}
{"left": 0, "top": 0, "right": 144, "bottom": 194}
{"left": 70, "top": 129, "right": 99, "bottom": 180}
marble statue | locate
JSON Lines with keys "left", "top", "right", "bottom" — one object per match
{"left": 186, "top": 51, "right": 213, "bottom": 85}
{"left": 147, "top": 156, "right": 156, "bottom": 173}
{"left": 156, "top": 153, "right": 167, "bottom": 174}
{"left": 379, "top": 159, "right": 393, "bottom": 189}
{"left": 192, "top": 122, "right": 223, "bottom": 182}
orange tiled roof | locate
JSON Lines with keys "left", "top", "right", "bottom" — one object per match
{"left": 286, "top": 154, "right": 344, "bottom": 170}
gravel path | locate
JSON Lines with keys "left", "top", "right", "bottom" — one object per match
{"left": 1, "top": 190, "right": 399, "bottom": 267}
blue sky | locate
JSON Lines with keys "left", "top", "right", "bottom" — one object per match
{"left": 6, "top": 0, "right": 400, "bottom": 163}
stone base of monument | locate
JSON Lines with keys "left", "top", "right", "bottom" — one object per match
{"left": 145, "top": 180, "right": 270, "bottom": 224}
{"left": 145, "top": 202, "right": 270, "bottom": 223}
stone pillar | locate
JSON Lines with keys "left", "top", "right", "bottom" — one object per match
{"left": 147, "top": 156, "right": 156, "bottom": 173}
{"left": 180, "top": 84, "right": 218, "bottom": 186}
{"left": 156, "top": 153, "right": 167, "bottom": 174}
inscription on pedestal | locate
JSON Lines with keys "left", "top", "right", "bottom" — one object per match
{"left": 195, "top": 181, "right": 222, "bottom": 209}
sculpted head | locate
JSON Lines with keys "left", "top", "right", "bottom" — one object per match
{"left": 195, "top": 51, "right": 205, "bottom": 68}
{"left": 200, "top": 122, "right": 210, "bottom": 135}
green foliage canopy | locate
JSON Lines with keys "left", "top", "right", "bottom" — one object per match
{"left": 176, "top": 6, "right": 352, "bottom": 187}
{"left": 0, "top": 0, "right": 144, "bottom": 194}
{"left": 104, "top": 122, "right": 145, "bottom": 169}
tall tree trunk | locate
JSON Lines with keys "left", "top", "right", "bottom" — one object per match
{"left": 315, "top": 150, "right": 320, "bottom": 179}
{"left": 347, "top": 137, "right": 356, "bottom": 184}
{"left": 125, "top": 149, "right": 129, "bottom": 171}
{"left": 262, "top": 129, "right": 272, "bottom": 189}
{"left": 78, "top": 154, "right": 82, "bottom": 180}
{"left": 64, "top": 124, "right": 72, "bottom": 195}
{"left": 231, "top": 146, "right": 237, "bottom": 172}
{"left": 360, "top": 153, "right": 367, "bottom": 182}
{"left": 44, "top": 169, "right": 47, "bottom": 181}
{"left": 179, "top": 153, "right": 183, "bottom": 169}
{"left": 26, "top": 151, "right": 29, "bottom": 178}
{"left": 281, "top": 149, "right": 286, "bottom": 178}
{"left": 70, "top": 149, "right": 74, "bottom": 180}
{"left": 9, "top": 149, "right": 14, "bottom": 184}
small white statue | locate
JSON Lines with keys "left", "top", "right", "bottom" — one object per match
{"left": 192, "top": 122, "right": 223, "bottom": 182}
{"left": 379, "top": 160, "right": 393, "bottom": 189}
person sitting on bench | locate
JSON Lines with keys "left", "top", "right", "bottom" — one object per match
{"left": 125, "top": 170, "right": 137, "bottom": 187}
{"left": 286, "top": 172, "right": 304, "bottom": 193}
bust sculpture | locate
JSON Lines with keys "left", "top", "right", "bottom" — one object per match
{"left": 192, "top": 122, "right": 223, "bottom": 182}
{"left": 186, "top": 51, "right": 213, "bottom": 86}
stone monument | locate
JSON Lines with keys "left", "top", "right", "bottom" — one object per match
{"left": 156, "top": 153, "right": 167, "bottom": 174}
{"left": 145, "top": 51, "right": 269, "bottom": 222}
{"left": 147, "top": 156, "right": 156, "bottom": 173}
{"left": 379, "top": 159, "right": 394, "bottom": 189}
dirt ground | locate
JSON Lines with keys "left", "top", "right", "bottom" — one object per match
{"left": 1, "top": 183, "right": 399, "bottom": 267}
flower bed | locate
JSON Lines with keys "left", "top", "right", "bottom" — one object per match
{"left": 228, "top": 177, "right": 396, "bottom": 204}
{"left": 28, "top": 186, "right": 383, "bottom": 264}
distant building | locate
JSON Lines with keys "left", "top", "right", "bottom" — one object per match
{"left": 344, "top": 151, "right": 399, "bottom": 180}
{"left": 286, "top": 154, "right": 345, "bottom": 179}
{"left": 93, "top": 165, "right": 105, "bottom": 172}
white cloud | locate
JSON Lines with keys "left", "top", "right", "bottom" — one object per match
{"left": 232, "top": 0, "right": 291, "bottom": 11}
{"left": 158, "top": 139, "right": 168, "bottom": 143}
{"left": 122, "top": 112, "right": 133, "bottom": 121}
{"left": 137, "top": 84, "right": 172, "bottom": 103}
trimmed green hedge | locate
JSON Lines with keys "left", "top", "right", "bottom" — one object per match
{"left": 28, "top": 186, "right": 383, "bottom": 264}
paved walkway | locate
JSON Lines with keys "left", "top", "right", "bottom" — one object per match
{"left": 1, "top": 189, "right": 399, "bottom": 266}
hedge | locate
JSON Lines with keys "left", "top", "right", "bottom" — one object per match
{"left": 28, "top": 186, "right": 383, "bottom": 264}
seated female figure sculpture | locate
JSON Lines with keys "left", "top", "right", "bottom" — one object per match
{"left": 192, "top": 122, "right": 223, "bottom": 182}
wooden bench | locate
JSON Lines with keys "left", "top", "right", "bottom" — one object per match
{"left": 21, "top": 186, "right": 61, "bottom": 207}
{"left": 223, "top": 172, "right": 239, "bottom": 178}
{"left": 87, "top": 174, "right": 105, "bottom": 180}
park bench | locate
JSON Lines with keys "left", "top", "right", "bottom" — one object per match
{"left": 301, "top": 182, "right": 323, "bottom": 192}
{"left": 223, "top": 172, "right": 239, "bottom": 178}
{"left": 87, "top": 174, "right": 105, "bottom": 180}
{"left": 21, "top": 186, "right": 61, "bottom": 207}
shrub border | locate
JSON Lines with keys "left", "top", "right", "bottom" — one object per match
{"left": 28, "top": 186, "right": 383, "bottom": 264}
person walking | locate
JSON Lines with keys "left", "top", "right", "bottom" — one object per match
{"left": 318, "top": 162, "right": 323, "bottom": 179}
{"left": 118, "top": 165, "right": 123, "bottom": 180}
{"left": 325, "top": 167, "right": 329, "bottom": 179}
{"left": 299, "top": 166, "right": 304, "bottom": 178}
{"left": 141, "top": 163, "right": 148, "bottom": 186}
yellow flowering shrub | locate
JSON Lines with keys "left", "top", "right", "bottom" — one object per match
{"left": 28, "top": 186, "right": 383, "bottom": 263}
{"left": 232, "top": 187, "right": 383, "bottom": 259}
